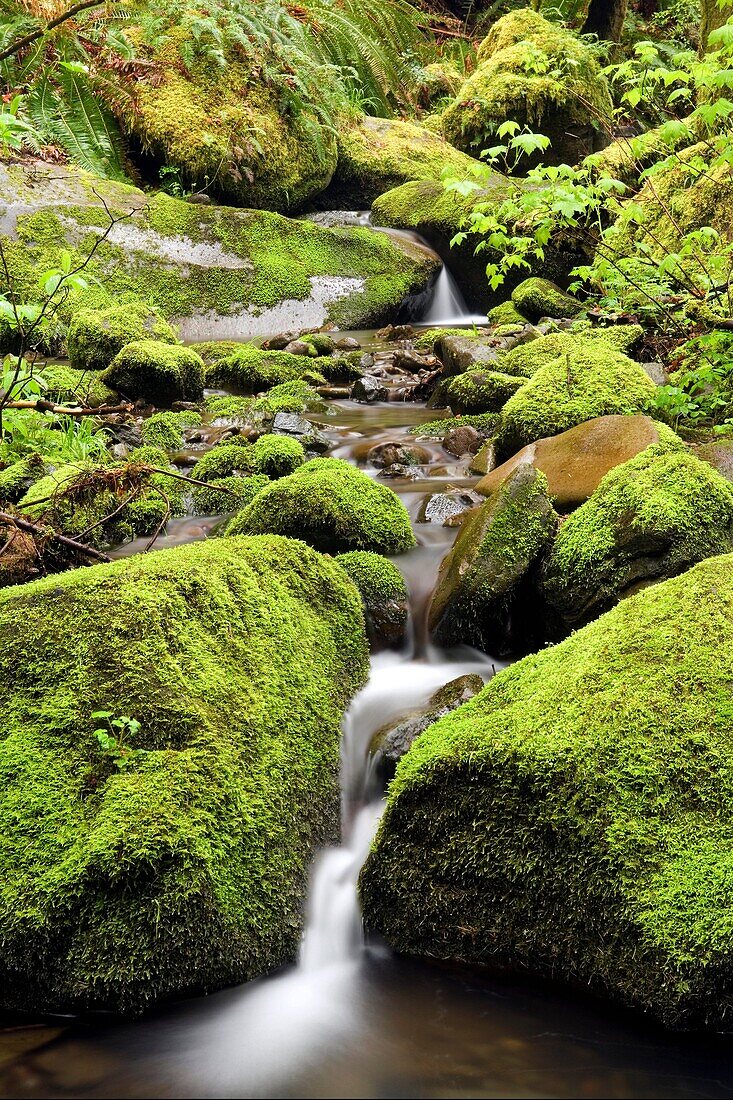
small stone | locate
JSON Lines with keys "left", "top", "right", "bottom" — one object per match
{"left": 351, "top": 376, "right": 388, "bottom": 404}
{"left": 442, "top": 425, "right": 483, "bottom": 457}
{"left": 367, "top": 442, "right": 431, "bottom": 468}
{"left": 335, "top": 337, "right": 361, "bottom": 350}
{"left": 418, "top": 490, "right": 482, "bottom": 525}
{"left": 378, "top": 463, "right": 419, "bottom": 480}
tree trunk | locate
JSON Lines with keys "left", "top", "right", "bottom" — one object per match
{"left": 582, "top": 0, "right": 629, "bottom": 41}
{"left": 700, "top": 0, "right": 733, "bottom": 51}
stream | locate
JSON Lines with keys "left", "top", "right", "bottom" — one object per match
{"left": 3, "top": 249, "right": 733, "bottom": 1099}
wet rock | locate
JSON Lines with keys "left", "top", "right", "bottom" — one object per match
{"left": 476, "top": 415, "right": 680, "bottom": 510}
{"left": 435, "top": 333, "right": 499, "bottom": 376}
{"left": 470, "top": 440, "right": 497, "bottom": 476}
{"left": 393, "top": 349, "right": 429, "bottom": 374}
{"left": 429, "top": 464, "right": 557, "bottom": 656}
{"left": 335, "top": 337, "right": 361, "bottom": 350}
{"left": 351, "top": 376, "right": 389, "bottom": 404}
{"left": 370, "top": 673, "right": 485, "bottom": 778}
{"left": 284, "top": 339, "right": 318, "bottom": 357}
{"left": 334, "top": 550, "right": 408, "bottom": 649}
{"left": 376, "top": 324, "right": 415, "bottom": 341}
{"left": 442, "top": 424, "right": 483, "bottom": 457}
{"left": 367, "top": 442, "right": 431, "bottom": 468}
{"left": 359, "top": 353, "right": 376, "bottom": 370}
{"left": 264, "top": 333, "right": 296, "bottom": 351}
{"left": 696, "top": 440, "right": 733, "bottom": 483}
{"left": 378, "top": 463, "right": 420, "bottom": 480}
{"left": 272, "top": 412, "right": 331, "bottom": 453}
{"left": 418, "top": 490, "right": 483, "bottom": 525}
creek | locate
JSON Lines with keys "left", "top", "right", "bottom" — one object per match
{"left": 2, "top": 251, "right": 733, "bottom": 1099}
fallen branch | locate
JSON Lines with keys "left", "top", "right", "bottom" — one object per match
{"left": 4, "top": 399, "right": 133, "bottom": 416}
{"left": 0, "top": 510, "right": 111, "bottom": 563}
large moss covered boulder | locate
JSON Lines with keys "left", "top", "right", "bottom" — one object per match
{"left": 428, "top": 464, "right": 556, "bottom": 656}
{"left": 541, "top": 446, "right": 733, "bottom": 632}
{"left": 361, "top": 554, "right": 733, "bottom": 1030}
{"left": 324, "top": 116, "right": 482, "bottom": 207}
{"left": 334, "top": 551, "right": 409, "bottom": 648}
{"left": 0, "top": 536, "right": 368, "bottom": 1015}
{"left": 496, "top": 343, "right": 657, "bottom": 457}
{"left": 102, "top": 340, "right": 205, "bottom": 405}
{"left": 67, "top": 303, "right": 176, "bottom": 373}
{"left": 0, "top": 160, "right": 439, "bottom": 340}
{"left": 226, "top": 458, "right": 415, "bottom": 554}
{"left": 441, "top": 9, "right": 612, "bottom": 166}
{"left": 445, "top": 368, "right": 527, "bottom": 413}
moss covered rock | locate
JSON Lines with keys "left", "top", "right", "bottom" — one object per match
{"left": 102, "top": 341, "right": 205, "bottom": 406}
{"left": 361, "top": 553, "right": 733, "bottom": 1030}
{"left": 67, "top": 303, "right": 176, "bottom": 373}
{"left": 226, "top": 458, "right": 415, "bottom": 555}
{"left": 542, "top": 446, "right": 733, "bottom": 633}
{"left": 487, "top": 300, "right": 527, "bottom": 326}
{"left": 334, "top": 550, "right": 408, "bottom": 648}
{"left": 441, "top": 10, "right": 613, "bottom": 166}
{"left": 446, "top": 369, "right": 527, "bottom": 413}
{"left": 191, "top": 474, "right": 269, "bottom": 517}
{"left": 141, "top": 410, "right": 202, "bottom": 451}
{"left": 428, "top": 464, "right": 556, "bottom": 656}
{"left": 0, "top": 536, "right": 368, "bottom": 1014}
{"left": 496, "top": 343, "right": 657, "bottom": 457}
{"left": 191, "top": 435, "right": 304, "bottom": 482}
{"left": 0, "top": 160, "right": 440, "bottom": 339}
{"left": 511, "top": 278, "right": 583, "bottom": 321}
{"left": 0, "top": 453, "right": 46, "bottom": 504}
{"left": 324, "top": 116, "right": 482, "bottom": 207}
{"left": 497, "top": 324, "right": 643, "bottom": 378}
{"left": 41, "top": 364, "right": 119, "bottom": 409}
{"left": 207, "top": 346, "right": 328, "bottom": 393}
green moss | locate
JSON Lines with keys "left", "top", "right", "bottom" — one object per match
{"left": 542, "top": 446, "right": 733, "bottom": 629}
{"left": 487, "top": 301, "right": 527, "bottom": 326}
{"left": 329, "top": 116, "right": 483, "bottom": 206}
{"left": 207, "top": 346, "right": 331, "bottom": 393}
{"left": 0, "top": 536, "right": 368, "bottom": 1014}
{"left": 41, "top": 365, "right": 119, "bottom": 409}
{"left": 102, "top": 341, "right": 205, "bottom": 406}
{"left": 226, "top": 458, "right": 416, "bottom": 554}
{"left": 0, "top": 453, "right": 46, "bottom": 504}
{"left": 189, "top": 341, "right": 243, "bottom": 364}
{"left": 413, "top": 327, "right": 457, "bottom": 352}
{"left": 141, "top": 410, "right": 202, "bottom": 451}
{"left": 409, "top": 412, "right": 500, "bottom": 437}
{"left": 360, "top": 553, "right": 733, "bottom": 1030}
{"left": 498, "top": 325, "right": 644, "bottom": 378}
{"left": 511, "top": 277, "right": 582, "bottom": 321}
{"left": 441, "top": 10, "right": 613, "bottom": 166}
{"left": 497, "top": 345, "right": 657, "bottom": 456}
{"left": 67, "top": 303, "right": 177, "bottom": 372}
{"left": 334, "top": 550, "right": 408, "bottom": 605}
{"left": 191, "top": 475, "right": 269, "bottom": 517}
{"left": 446, "top": 369, "right": 528, "bottom": 413}
{"left": 249, "top": 435, "right": 305, "bottom": 478}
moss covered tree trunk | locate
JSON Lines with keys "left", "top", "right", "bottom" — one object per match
{"left": 581, "top": 0, "right": 628, "bottom": 41}
{"left": 701, "top": 0, "right": 733, "bottom": 50}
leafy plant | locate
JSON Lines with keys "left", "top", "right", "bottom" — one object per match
{"left": 0, "top": 92, "right": 41, "bottom": 151}
{"left": 92, "top": 710, "right": 146, "bottom": 771}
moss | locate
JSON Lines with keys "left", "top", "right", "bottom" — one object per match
{"left": 334, "top": 550, "right": 407, "bottom": 605}
{"left": 191, "top": 475, "right": 269, "bottom": 517}
{"left": 226, "top": 457, "right": 415, "bottom": 554}
{"left": 141, "top": 411, "right": 202, "bottom": 451}
{"left": 413, "top": 327, "right": 457, "bottom": 352}
{"left": 446, "top": 369, "right": 528, "bottom": 413}
{"left": 328, "top": 116, "right": 482, "bottom": 207}
{"left": 18, "top": 459, "right": 185, "bottom": 548}
{"left": 428, "top": 464, "right": 556, "bottom": 654}
{"left": 248, "top": 435, "right": 305, "bottom": 479}
{"left": 0, "top": 536, "right": 368, "bottom": 1015}
{"left": 102, "top": 341, "right": 205, "bottom": 406}
{"left": 41, "top": 365, "right": 119, "bottom": 409}
{"left": 497, "top": 325, "right": 644, "bottom": 378}
{"left": 409, "top": 412, "right": 500, "bottom": 437}
{"left": 207, "top": 346, "right": 331, "bottom": 393}
{"left": 487, "top": 301, "right": 527, "bottom": 326}
{"left": 0, "top": 453, "right": 46, "bottom": 504}
{"left": 67, "top": 303, "right": 176, "bottom": 372}
{"left": 542, "top": 446, "right": 733, "bottom": 630}
{"left": 497, "top": 345, "right": 657, "bottom": 456}
{"left": 319, "top": 353, "right": 364, "bottom": 384}
{"left": 189, "top": 341, "right": 243, "bottom": 364}
{"left": 511, "top": 277, "right": 583, "bottom": 321}
{"left": 361, "top": 553, "right": 733, "bottom": 1030}
{"left": 441, "top": 10, "right": 613, "bottom": 167}
{"left": 301, "top": 333, "right": 335, "bottom": 356}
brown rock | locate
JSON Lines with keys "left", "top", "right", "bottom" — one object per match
{"left": 475, "top": 415, "right": 670, "bottom": 510}
{"left": 443, "top": 424, "right": 483, "bottom": 457}
{"left": 696, "top": 441, "right": 733, "bottom": 484}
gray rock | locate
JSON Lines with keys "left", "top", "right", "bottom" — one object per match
{"left": 352, "top": 376, "right": 388, "bottom": 403}
{"left": 435, "top": 334, "right": 499, "bottom": 376}
{"left": 418, "top": 490, "right": 482, "bottom": 525}
{"left": 272, "top": 412, "right": 331, "bottom": 453}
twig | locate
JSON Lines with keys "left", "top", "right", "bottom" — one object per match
{"left": 0, "top": 510, "right": 110, "bottom": 562}
{"left": 4, "top": 400, "right": 132, "bottom": 416}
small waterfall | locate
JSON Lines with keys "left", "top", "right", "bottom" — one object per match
{"left": 423, "top": 265, "right": 487, "bottom": 326}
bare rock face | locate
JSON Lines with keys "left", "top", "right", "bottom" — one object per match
{"left": 475, "top": 415, "right": 676, "bottom": 510}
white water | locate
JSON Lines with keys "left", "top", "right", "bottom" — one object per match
{"left": 422, "top": 265, "right": 487, "bottom": 326}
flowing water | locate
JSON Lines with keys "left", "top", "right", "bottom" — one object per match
{"left": 4, "top": 256, "right": 733, "bottom": 1099}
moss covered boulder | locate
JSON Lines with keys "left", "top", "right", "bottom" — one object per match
{"left": 475, "top": 414, "right": 682, "bottom": 510}
{"left": 441, "top": 9, "right": 612, "bottom": 166}
{"left": 0, "top": 160, "right": 439, "bottom": 340}
{"left": 102, "top": 341, "right": 205, "bottom": 406}
{"left": 41, "top": 364, "right": 119, "bottom": 410}
{"left": 226, "top": 458, "right": 415, "bottom": 555}
{"left": 445, "top": 369, "right": 527, "bottom": 413}
{"left": 361, "top": 554, "right": 733, "bottom": 1030}
{"left": 497, "top": 324, "right": 643, "bottom": 378}
{"left": 335, "top": 551, "right": 409, "bottom": 648}
{"left": 0, "top": 536, "right": 368, "bottom": 1014}
{"left": 323, "top": 116, "right": 482, "bottom": 208}
{"left": 428, "top": 464, "right": 556, "bottom": 656}
{"left": 67, "top": 303, "right": 176, "bottom": 373}
{"left": 541, "top": 446, "right": 733, "bottom": 633}
{"left": 207, "top": 346, "right": 328, "bottom": 393}
{"left": 496, "top": 343, "right": 657, "bottom": 457}
{"left": 511, "top": 278, "right": 582, "bottom": 321}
